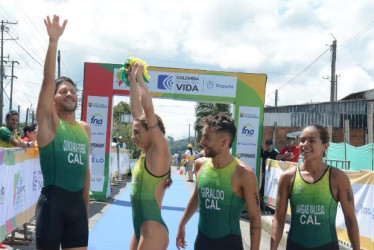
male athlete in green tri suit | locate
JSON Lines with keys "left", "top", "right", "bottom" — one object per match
{"left": 271, "top": 124, "right": 360, "bottom": 250}
{"left": 35, "top": 15, "right": 91, "bottom": 250}
{"left": 176, "top": 114, "right": 261, "bottom": 250}
{"left": 127, "top": 62, "right": 171, "bottom": 250}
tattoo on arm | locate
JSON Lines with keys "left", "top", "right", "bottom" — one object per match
{"left": 346, "top": 189, "right": 352, "bottom": 202}
{"left": 276, "top": 199, "right": 280, "bottom": 210}
{"left": 250, "top": 226, "right": 261, "bottom": 236}
{"left": 253, "top": 193, "right": 260, "bottom": 207}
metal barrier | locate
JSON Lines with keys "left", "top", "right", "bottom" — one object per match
{"left": 299, "top": 157, "right": 351, "bottom": 170}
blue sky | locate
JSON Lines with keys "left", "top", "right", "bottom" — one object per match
{"left": 1, "top": 0, "right": 374, "bottom": 139}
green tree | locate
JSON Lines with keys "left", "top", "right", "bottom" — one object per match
{"left": 112, "top": 101, "right": 141, "bottom": 158}
{"left": 194, "top": 102, "right": 231, "bottom": 144}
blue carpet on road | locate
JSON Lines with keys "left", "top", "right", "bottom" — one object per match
{"left": 88, "top": 174, "right": 199, "bottom": 250}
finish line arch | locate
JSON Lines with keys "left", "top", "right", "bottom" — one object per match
{"left": 82, "top": 63, "right": 267, "bottom": 200}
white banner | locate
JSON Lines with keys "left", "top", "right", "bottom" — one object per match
{"left": 86, "top": 96, "right": 109, "bottom": 192}
{"left": 113, "top": 69, "right": 237, "bottom": 98}
{"left": 265, "top": 160, "right": 374, "bottom": 249}
{"left": 236, "top": 106, "right": 260, "bottom": 172}
{"left": 0, "top": 149, "right": 42, "bottom": 241}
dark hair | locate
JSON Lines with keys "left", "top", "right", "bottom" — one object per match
{"left": 23, "top": 124, "right": 37, "bottom": 135}
{"left": 201, "top": 113, "right": 236, "bottom": 148}
{"left": 55, "top": 77, "right": 77, "bottom": 94}
{"left": 6, "top": 110, "right": 19, "bottom": 120}
{"left": 138, "top": 114, "right": 166, "bottom": 135}
{"left": 308, "top": 124, "right": 329, "bottom": 144}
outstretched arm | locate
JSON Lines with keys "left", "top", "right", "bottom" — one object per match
{"left": 176, "top": 159, "right": 204, "bottom": 249}
{"left": 240, "top": 166, "right": 261, "bottom": 250}
{"left": 270, "top": 171, "right": 292, "bottom": 250}
{"left": 36, "top": 15, "right": 67, "bottom": 147}
{"left": 337, "top": 171, "right": 360, "bottom": 250}
{"left": 135, "top": 64, "right": 158, "bottom": 130}
{"left": 129, "top": 63, "right": 143, "bottom": 119}
{"left": 176, "top": 185, "right": 198, "bottom": 250}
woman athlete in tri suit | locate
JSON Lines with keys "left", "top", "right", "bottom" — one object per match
{"left": 124, "top": 59, "right": 171, "bottom": 250}
{"left": 271, "top": 124, "right": 360, "bottom": 250}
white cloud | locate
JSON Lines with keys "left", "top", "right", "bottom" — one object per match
{"left": 0, "top": 0, "right": 373, "bottom": 137}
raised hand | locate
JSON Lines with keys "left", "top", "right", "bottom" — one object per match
{"left": 128, "top": 62, "right": 139, "bottom": 84}
{"left": 44, "top": 15, "right": 67, "bottom": 42}
{"left": 135, "top": 64, "right": 144, "bottom": 82}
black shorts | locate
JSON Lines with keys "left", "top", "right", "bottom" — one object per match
{"left": 287, "top": 239, "right": 339, "bottom": 250}
{"left": 194, "top": 231, "right": 244, "bottom": 250}
{"left": 35, "top": 186, "right": 88, "bottom": 250}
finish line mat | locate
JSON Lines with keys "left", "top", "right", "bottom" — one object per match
{"left": 88, "top": 174, "right": 199, "bottom": 250}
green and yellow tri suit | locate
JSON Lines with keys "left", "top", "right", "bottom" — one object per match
{"left": 0, "top": 125, "right": 21, "bottom": 148}
{"left": 197, "top": 158, "right": 245, "bottom": 239}
{"left": 130, "top": 154, "right": 169, "bottom": 240}
{"left": 288, "top": 165, "right": 339, "bottom": 249}
{"left": 39, "top": 119, "right": 89, "bottom": 192}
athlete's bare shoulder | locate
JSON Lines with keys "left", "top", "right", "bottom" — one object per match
{"left": 235, "top": 160, "right": 256, "bottom": 181}
{"left": 194, "top": 157, "right": 207, "bottom": 175}
{"left": 78, "top": 120, "right": 91, "bottom": 139}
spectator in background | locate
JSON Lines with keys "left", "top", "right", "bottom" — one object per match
{"left": 116, "top": 135, "right": 126, "bottom": 149}
{"left": 184, "top": 144, "right": 196, "bottom": 182}
{"left": 22, "top": 124, "right": 37, "bottom": 142}
{"left": 260, "top": 139, "right": 278, "bottom": 211}
{"left": 111, "top": 136, "right": 117, "bottom": 148}
{"left": 276, "top": 137, "right": 300, "bottom": 163}
{"left": 0, "top": 110, "right": 34, "bottom": 149}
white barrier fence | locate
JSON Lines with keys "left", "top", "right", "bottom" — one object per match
{"left": 264, "top": 159, "right": 374, "bottom": 250}
{"left": 0, "top": 147, "right": 133, "bottom": 242}
{"left": 0, "top": 148, "right": 41, "bottom": 241}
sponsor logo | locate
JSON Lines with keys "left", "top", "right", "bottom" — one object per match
{"left": 89, "top": 113, "right": 104, "bottom": 126}
{"left": 33, "top": 170, "right": 43, "bottom": 191}
{"left": 206, "top": 80, "right": 214, "bottom": 90}
{"left": 176, "top": 76, "right": 199, "bottom": 81}
{"left": 88, "top": 102, "right": 108, "bottom": 109}
{"left": 215, "top": 83, "right": 234, "bottom": 89}
{"left": 240, "top": 112, "right": 259, "bottom": 119}
{"left": 90, "top": 143, "right": 105, "bottom": 148}
{"left": 236, "top": 153, "right": 256, "bottom": 159}
{"left": 91, "top": 132, "right": 106, "bottom": 136}
{"left": 91, "top": 176, "right": 103, "bottom": 182}
{"left": 91, "top": 156, "right": 105, "bottom": 164}
{"left": 13, "top": 172, "right": 26, "bottom": 206}
{"left": 237, "top": 142, "right": 257, "bottom": 147}
{"left": 0, "top": 186, "right": 4, "bottom": 204}
{"left": 157, "top": 75, "right": 173, "bottom": 90}
{"left": 241, "top": 123, "right": 255, "bottom": 136}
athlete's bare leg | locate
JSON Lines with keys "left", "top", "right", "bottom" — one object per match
{"left": 138, "top": 221, "right": 168, "bottom": 250}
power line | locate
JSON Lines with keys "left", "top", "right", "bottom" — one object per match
{"left": 6, "top": 32, "right": 43, "bottom": 67}
{"left": 266, "top": 47, "right": 330, "bottom": 98}
{"left": 339, "top": 20, "right": 374, "bottom": 51}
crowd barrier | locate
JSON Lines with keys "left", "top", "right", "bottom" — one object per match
{"left": 109, "top": 148, "right": 131, "bottom": 179}
{"left": 0, "top": 147, "right": 41, "bottom": 242}
{"left": 264, "top": 159, "right": 374, "bottom": 249}
{"left": 0, "top": 147, "right": 135, "bottom": 242}
{"left": 327, "top": 142, "right": 374, "bottom": 171}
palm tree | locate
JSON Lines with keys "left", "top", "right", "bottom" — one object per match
{"left": 194, "top": 102, "right": 231, "bottom": 144}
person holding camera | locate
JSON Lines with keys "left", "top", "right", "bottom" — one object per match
{"left": 276, "top": 137, "right": 300, "bottom": 163}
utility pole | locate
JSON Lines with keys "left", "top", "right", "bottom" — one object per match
{"left": 275, "top": 89, "right": 278, "bottom": 107}
{"left": 57, "top": 50, "right": 61, "bottom": 78}
{"left": 330, "top": 39, "right": 337, "bottom": 102}
{"left": 8, "top": 60, "right": 19, "bottom": 111}
{"left": 1, "top": 20, "right": 18, "bottom": 124}
{"left": 188, "top": 123, "right": 191, "bottom": 143}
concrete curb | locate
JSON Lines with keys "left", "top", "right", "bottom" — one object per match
{"left": 261, "top": 214, "right": 288, "bottom": 248}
